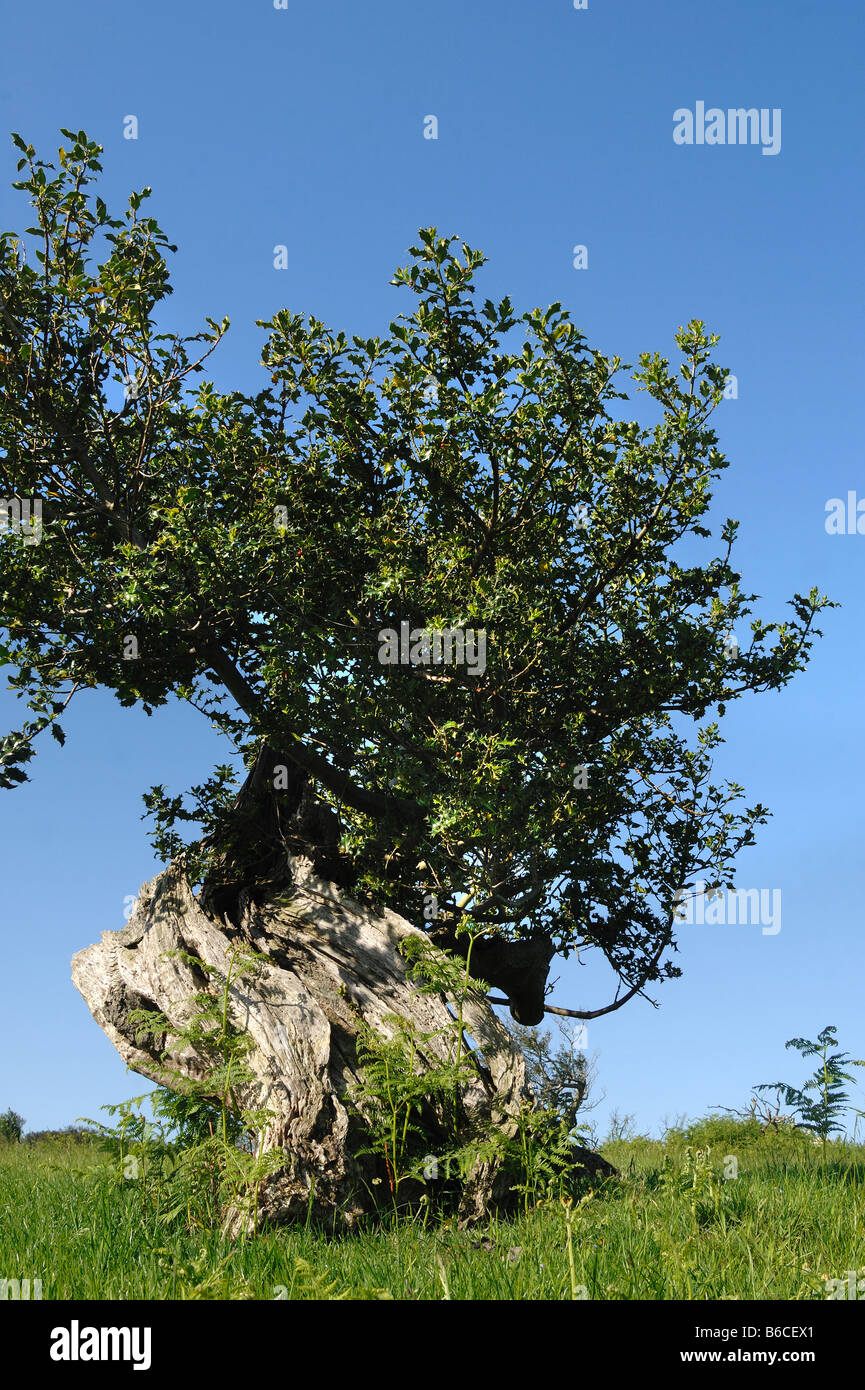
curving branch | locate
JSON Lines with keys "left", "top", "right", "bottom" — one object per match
{"left": 486, "top": 929, "right": 671, "bottom": 1021}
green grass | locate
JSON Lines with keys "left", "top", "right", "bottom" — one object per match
{"left": 1, "top": 1123, "right": 863, "bottom": 1300}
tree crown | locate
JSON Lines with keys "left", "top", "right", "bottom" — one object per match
{"left": 0, "top": 131, "right": 831, "bottom": 1017}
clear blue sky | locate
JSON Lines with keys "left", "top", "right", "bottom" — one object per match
{"left": 1, "top": 0, "right": 863, "bottom": 1140}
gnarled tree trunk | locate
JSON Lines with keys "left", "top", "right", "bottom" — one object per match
{"left": 71, "top": 856, "right": 544, "bottom": 1231}
{"left": 71, "top": 746, "right": 616, "bottom": 1231}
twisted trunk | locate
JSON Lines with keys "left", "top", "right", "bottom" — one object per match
{"left": 71, "top": 747, "right": 615, "bottom": 1231}
{"left": 71, "top": 858, "right": 533, "bottom": 1230}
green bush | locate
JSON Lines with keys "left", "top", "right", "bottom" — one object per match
{"left": 662, "top": 1111, "right": 812, "bottom": 1161}
{"left": 0, "top": 1108, "right": 24, "bottom": 1143}
{"left": 677, "top": 1114, "right": 765, "bottom": 1149}
{"left": 22, "top": 1125, "right": 100, "bottom": 1148}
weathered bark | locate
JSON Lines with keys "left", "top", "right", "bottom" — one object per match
{"left": 71, "top": 855, "right": 615, "bottom": 1231}
{"left": 70, "top": 856, "right": 563, "bottom": 1231}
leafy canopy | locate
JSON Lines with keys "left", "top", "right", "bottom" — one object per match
{"left": 0, "top": 131, "right": 830, "bottom": 1016}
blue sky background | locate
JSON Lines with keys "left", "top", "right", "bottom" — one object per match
{"left": 1, "top": 0, "right": 863, "bottom": 1140}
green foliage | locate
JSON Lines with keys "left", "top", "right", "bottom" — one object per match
{"left": 351, "top": 1013, "right": 476, "bottom": 1212}
{"left": 677, "top": 1113, "right": 766, "bottom": 1148}
{"left": 487, "top": 1102, "right": 597, "bottom": 1213}
{"left": 0, "top": 130, "right": 833, "bottom": 1017}
{"left": 81, "top": 943, "right": 282, "bottom": 1234}
{"left": 141, "top": 764, "right": 241, "bottom": 883}
{"left": 657, "top": 1145, "right": 729, "bottom": 1227}
{"left": 22, "top": 1125, "right": 100, "bottom": 1148}
{"left": 77, "top": 1093, "right": 209, "bottom": 1226}
{"left": 349, "top": 933, "right": 496, "bottom": 1212}
{"left": 146, "top": 1084, "right": 233, "bottom": 1150}
{"left": 349, "top": 938, "right": 600, "bottom": 1218}
{"left": 0, "top": 1107, "right": 24, "bottom": 1143}
{"left": 756, "top": 1024, "right": 865, "bottom": 1159}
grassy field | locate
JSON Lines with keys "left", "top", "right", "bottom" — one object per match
{"left": 1, "top": 1116, "right": 863, "bottom": 1301}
